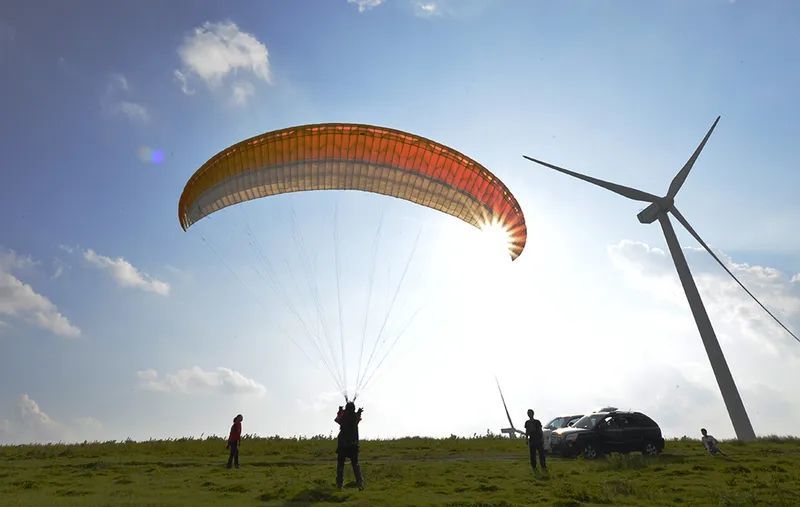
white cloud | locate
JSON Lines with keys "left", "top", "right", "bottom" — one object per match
{"left": 231, "top": 81, "right": 255, "bottom": 105}
{"left": 83, "top": 249, "right": 169, "bottom": 296}
{"left": 0, "top": 272, "right": 82, "bottom": 337}
{"left": 791, "top": 273, "right": 800, "bottom": 284}
{"left": 103, "top": 73, "right": 149, "bottom": 124}
{"left": 113, "top": 101, "right": 149, "bottom": 123}
{"left": 137, "top": 367, "right": 267, "bottom": 396}
{"left": 0, "top": 248, "right": 81, "bottom": 337}
{"left": 0, "top": 394, "right": 104, "bottom": 444}
{"left": 173, "top": 69, "right": 194, "bottom": 95}
{"left": 175, "top": 20, "right": 270, "bottom": 105}
{"left": 607, "top": 239, "right": 686, "bottom": 307}
{"left": 19, "top": 393, "right": 56, "bottom": 427}
{"left": 608, "top": 239, "right": 669, "bottom": 277}
{"left": 110, "top": 73, "right": 129, "bottom": 92}
{"left": 348, "top": 0, "right": 385, "bottom": 12}
{"left": 0, "top": 248, "right": 37, "bottom": 271}
{"left": 411, "top": 0, "right": 491, "bottom": 18}
{"left": 52, "top": 258, "right": 66, "bottom": 279}
{"left": 413, "top": 1, "right": 440, "bottom": 17}
{"left": 607, "top": 239, "right": 800, "bottom": 352}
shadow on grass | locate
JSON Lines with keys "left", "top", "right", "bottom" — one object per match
{"left": 444, "top": 501, "right": 512, "bottom": 507}
{"left": 201, "top": 480, "right": 250, "bottom": 494}
{"left": 56, "top": 489, "right": 91, "bottom": 496}
{"left": 283, "top": 486, "right": 346, "bottom": 504}
{"left": 12, "top": 480, "right": 37, "bottom": 490}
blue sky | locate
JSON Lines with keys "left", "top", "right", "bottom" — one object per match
{"left": 1, "top": 0, "right": 799, "bottom": 443}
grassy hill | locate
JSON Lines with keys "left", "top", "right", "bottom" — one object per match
{"left": 1, "top": 436, "right": 799, "bottom": 505}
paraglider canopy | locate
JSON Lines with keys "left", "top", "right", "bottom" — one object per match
{"left": 178, "top": 123, "right": 526, "bottom": 259}
{"left": 178, "top": 123, "right": 527, "bottom": 399}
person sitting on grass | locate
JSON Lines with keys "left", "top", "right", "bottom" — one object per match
{"left": 335, "top": 402, "right": 364, "bottom": 490}
{"left": 226, "top": 414, "right": 243, "bottom": 469}
{"left": 700, "top": 428, "right": 725, "bottom": 456}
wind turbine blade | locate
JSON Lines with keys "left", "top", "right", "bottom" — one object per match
{"left": 667, "top": 116, "right": 720, "bottom": 199}
{"left": 495, "top": 377, "right": 516, "bottom": 430}
{"left": 671, "top": 207, "right": 800, "bottom": 344}
{"left": 523, "top": 155, "right": 658, "bottom": 203}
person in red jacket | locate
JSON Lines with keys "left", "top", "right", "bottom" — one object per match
{"left": 226, "top": 414, "right": 243, "bottom": 469}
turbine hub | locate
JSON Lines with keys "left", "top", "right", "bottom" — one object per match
{"left": 659, "top": 196, "right": 674, "bottom": 210}
{"left": 637, "top": 196, "right": 673, "bottom": 224}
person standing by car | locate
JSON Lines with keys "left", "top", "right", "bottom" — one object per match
{"left": 226, "top": 414, "right": 243, "bottom": 469}
{"left": 524, "top": 409, "right": 546, "bottom": 471}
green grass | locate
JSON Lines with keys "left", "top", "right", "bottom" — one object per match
{"left": 1, "top": 436, "right": 799, "bottom": 505}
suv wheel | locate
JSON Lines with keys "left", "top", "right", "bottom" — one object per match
{"left": 642, "top": 441, "right": 660, "bottom": 456}
{"left": 583, "top": 443, "right": 600, "bottom": 460}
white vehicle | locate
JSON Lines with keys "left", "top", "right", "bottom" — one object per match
{"left": 544, "top": 414, "right": 584, "bottom": 452}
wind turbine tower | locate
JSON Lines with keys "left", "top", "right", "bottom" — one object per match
{"left": 496, "top": 378, "right": 525, "bottom": 439}
{"left": 524, "top": 117, "right": 763, "bottom": 441}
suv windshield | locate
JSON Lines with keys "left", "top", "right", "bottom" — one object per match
{"left": 572, "top": 414, "right": 606, "bottom": 429}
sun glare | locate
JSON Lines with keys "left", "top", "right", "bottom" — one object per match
{"left": 478, "top": 219, "right": 514, "bottom": 261}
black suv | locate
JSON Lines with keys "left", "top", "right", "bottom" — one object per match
{"left": 551, "top": 410, "right": 664, "bottom": 459}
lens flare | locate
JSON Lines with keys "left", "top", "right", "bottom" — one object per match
{"left": 137, "top": 146, "right": 165, "bottom": 165}
{"left": 478, "top": 218, "right": 515, "bottom": 260}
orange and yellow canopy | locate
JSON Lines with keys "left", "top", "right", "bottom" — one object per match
{"left": 178, "top": 123, "right": 526, "bottom": 259}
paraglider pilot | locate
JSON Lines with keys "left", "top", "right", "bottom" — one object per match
{"left": 335, "top": 401, "right": 364, "bottom": 490}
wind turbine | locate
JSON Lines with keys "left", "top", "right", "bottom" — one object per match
{"left": 523, "top": 116, "right": 797, "bottom": 442}
{"left": 496, "top": 378, "right": 525, "bottom": 439}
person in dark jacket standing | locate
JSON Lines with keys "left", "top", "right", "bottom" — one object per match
{"left": 335, "top": 402, "right": 364, "bottom": 490}
{"left": 226, "top": 414, "right": 243, "bottom": 469}
{"left": 524, "top": 409, "right": 546, "bottom": 471}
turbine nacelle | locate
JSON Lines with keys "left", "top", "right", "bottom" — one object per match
{"left": 637, "top": 196, "right": 674, "bottom": 224}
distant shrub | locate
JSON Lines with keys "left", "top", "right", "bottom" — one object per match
{"left": 309, "top": 434, "right": 334, "bottom": 441}
{"left": 757, "top": 435, "right": 799, "bottom": 443}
